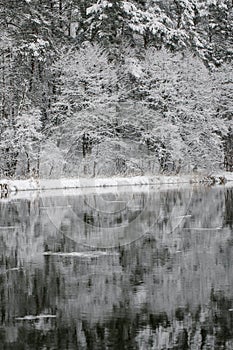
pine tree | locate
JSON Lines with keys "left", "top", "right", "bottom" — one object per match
{"left": 195, "top": 0, "right": 233, "bottom": 65}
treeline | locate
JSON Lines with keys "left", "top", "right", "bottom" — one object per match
{"left": 0, "top": 0, "right": 232, "bottom": 178}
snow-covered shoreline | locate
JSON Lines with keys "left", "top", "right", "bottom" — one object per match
{"left": 0, "top": 173, "right": 233, "bottom": 193}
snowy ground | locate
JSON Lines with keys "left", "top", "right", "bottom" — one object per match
{"left": 0, "top": 173, "right": 232, "bottom": 193}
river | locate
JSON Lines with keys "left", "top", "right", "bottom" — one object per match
{"left": 0, "top": 184, "right": 233, "bottom": 349}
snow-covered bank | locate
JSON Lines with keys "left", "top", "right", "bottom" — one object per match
{"left": 0, "top": 173, "right": 233, "bottom": 193}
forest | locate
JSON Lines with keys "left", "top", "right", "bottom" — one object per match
{"left": 0, "top": 0, "right": 232, "bottom": 178}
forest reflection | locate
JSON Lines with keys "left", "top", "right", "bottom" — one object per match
{"left": 0, "top": 185, "right": 233, "bottom": 350}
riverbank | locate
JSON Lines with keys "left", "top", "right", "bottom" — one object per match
{"left": 0, "top": 173, "right": 233, "bottom": 193}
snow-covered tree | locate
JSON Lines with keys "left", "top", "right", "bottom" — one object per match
{"left": 52, "top": 42, "right": 118, "bottom": 115}
{"left": 48, "top": 43, "right": 119, "bottom": 174}
{"left": 0, "top": 106, "right": 42, "bottom": 177}
{"left": 213, "top": 63, "right": 233, "bottom": 170}
{"left": 0, "top": 0, "right": 232, "bottom": 178}
{"left": 195, "top": 0, "right": 233, "bottom": 65}
{"left": 119, "top": 48, "right": 228, "bottom": 172}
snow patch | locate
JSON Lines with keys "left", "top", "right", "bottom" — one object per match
{"left": 1, "top": 173, "right": 232, "bottom": 194}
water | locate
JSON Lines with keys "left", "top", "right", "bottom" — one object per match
{"left": 0, "top": 184, "right": 233, "bottom": 350}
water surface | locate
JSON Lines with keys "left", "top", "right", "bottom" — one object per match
{"left": 0, "top": 184, "right": 233, "bottom": 349}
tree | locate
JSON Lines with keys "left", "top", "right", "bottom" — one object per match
{"left": 195, "top": 0, "right": 233, "bottom": 65}
{"left": 48, "top": 43, "right": 118, "bottom": 174}
{"left": 120, "top": 48, "right": 228, "bottom": 172}
{"left": 214, "top": 63, "right": 233, "bottom": 171}
{"left": 0, "top": 103, "right": 42, "bottom": 177}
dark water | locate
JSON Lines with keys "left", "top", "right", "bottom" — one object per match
{"left": 0, "top": 184, "right": 233, "bottom": 350}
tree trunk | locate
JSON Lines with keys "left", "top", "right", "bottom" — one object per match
{"left": 25, "top": 151, "right": 30, "bottom": 175}
{"left": 59, "top": 0, "right": 63, "bottom": 29}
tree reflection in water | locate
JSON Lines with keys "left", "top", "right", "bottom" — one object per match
{"left": 0, "top": 186, "right": 233, "bottom": 349}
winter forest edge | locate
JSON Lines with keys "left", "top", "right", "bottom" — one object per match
{"left": 0, "top": 0, "right": 233, "bottom": 179}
